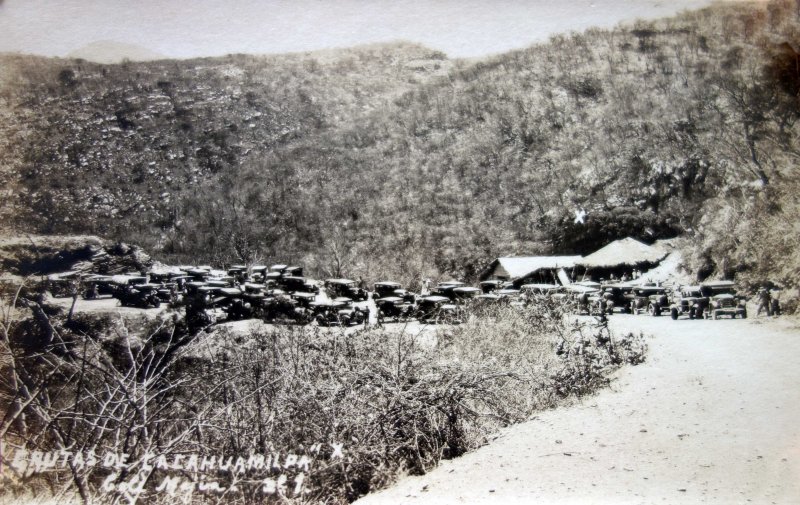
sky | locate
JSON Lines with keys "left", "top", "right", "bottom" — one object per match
{"left": 0, "top": 0, "right": 728, "bottom": 60}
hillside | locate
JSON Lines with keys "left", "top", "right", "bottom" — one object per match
{"left": 1, "top": 1, "right": 798, "bottom": 292}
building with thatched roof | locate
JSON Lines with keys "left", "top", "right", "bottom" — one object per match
{"left": 479, "top": 256, "right": 581, "bottom": 286}
{"left": 576, "top": 237, "right": 667, "bottom": 280}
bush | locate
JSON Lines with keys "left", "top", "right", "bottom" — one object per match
{"left": 1, "top": 298, "right": 645, "bottom": 504}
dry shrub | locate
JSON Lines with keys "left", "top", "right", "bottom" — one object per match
{"left": 0, "top": 299, "right": 645, "bottom": 504}
{"left": 179, "top": 302, "right": 646, "bottom": 503}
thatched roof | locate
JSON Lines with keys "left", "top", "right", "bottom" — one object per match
{"left": 578, "top": 237, "right": 667, "bottom": 268}
{"left": 481, "top": 256, "right": 581, "bottom": 280}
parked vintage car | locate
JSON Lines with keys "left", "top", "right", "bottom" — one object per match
{"left": 335, "top": 297, "right": 368, "bottom": 326}
{"left": 520, "top": 284, "right": 563, "bottom": 305}
{"left": 391, "top": 288, "right": 417, "bottom": 304}
{"left": 374, "top": 281, "right": 403, "bottom": 299}
{"left": 432, "top": 281, "right": 466, "bottom": 300}
{"left": 416, "top": 295, "right": 459, "bottom": 324}
{"left": 587, "top": 291, "right": 615, "bottom": 316}
{"left": 312, "top": 297, "right": 368, "bottom": 326}
{"left": 81, "top": 275, "right": 115, "bottom": 299}
{"left": 376, "top": 296, "right": 415, "bottom": 322}
{"left": 669, "top": 285, "right": 707, "bottom": 320}
{"left": 219, "top": 288, "right": 252, "bottom": 320}
{"left": 111, "top": 274, "right": 148, "bottom": 292}
{"left": 279, "top": 276, "right": 319, "bottom": 294}
{"left": 550, "top": 284, "right": 599, "bottom": 314}
{"left": 242, "top": 282, "right": 266, "bottom": 294}
{"left": 263, "top": 295, "right": 310, "bottom": 324}
{"left": 282, "top": 266, "right": 304, "bottom": 277}
{"left": 479, "top": 280, "right": 505, "bottom": 294}
{"left": 291, "top": 291, "right": 317, "bottom": 309}
{"left": 630, "top": 285, "right": 669, "bottom": 316}
{"left": 227, "top": 265, "right": 247, "bottom": 283}
{"left": 600, "top": 282, "right": 636, "bottom": 313}
{"left": 250, "top": 265, "right": 269, "bottom": 281}
{"left": 115, "top": 283, "right": 162, "bottom": 309}
{"left": 310, "top": 300, "right": 341, "bottom": 326}
{"left": 452, "top": 286, "right": 481, "bottom": 302}
{"left": 46, "top": 272, "right": 81, "bottom": 298}
{"left": 324, "top": 279, "right": 369, "bottom": 301}
{"left": 703, "top": 281, "right": 747, "bottom": 319}
{"left": 269, "top": 264, "right": 288, "bottom": 274}
{"left": 471, "top": 293, "right": 504, "bottom": 309}
{"left": 186, "top": 268, "right": 211, "bottom": 281}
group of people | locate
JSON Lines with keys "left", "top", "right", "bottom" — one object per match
{"left": 756, "top": 287, "right": 782, "bottom": 317}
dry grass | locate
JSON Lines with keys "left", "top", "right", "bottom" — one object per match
{"left": 1, "top": 300, "right": 646, "bottom": 504}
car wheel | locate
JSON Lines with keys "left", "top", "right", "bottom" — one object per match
{"left": 671, "top": 308, "right": 678, "bottom": 320}
{"left": 741, "top": 309, "right": 747, "bottom": 319}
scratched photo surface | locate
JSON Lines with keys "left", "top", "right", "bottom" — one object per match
{"left": 1, "top": 1, "right": 799, "bottom": 504}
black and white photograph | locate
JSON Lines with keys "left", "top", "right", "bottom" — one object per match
{"left": 1, "top": 0, "right": 799, "bottom": 503}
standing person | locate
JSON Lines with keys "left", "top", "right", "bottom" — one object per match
{"left": 422, "top": 278, "right": 431, "bottom": 296}
{"left": 756, "top": 287, "right": 772, "bottom": 317}
{"left": 770, "top": 286, "right": 782, "bottom": 316}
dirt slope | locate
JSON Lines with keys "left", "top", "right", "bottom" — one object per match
{"left": 356, "top": 313, "right": 800, "bottom": 505}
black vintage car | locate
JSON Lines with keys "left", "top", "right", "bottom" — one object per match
{"left": 630, "top": 285, "right": 669, "bottom": 316}
{"left": 669, "top": 285, "right": 706, "bottom": 320}
{"left": 81, "top": 275, "right": 115, "bottom": 299}
{"left": 374, "top": 281, "right": 403, "bottom": 299}
{"left": 550, "top": 284, "right": 599, "bottom": 315}
{"left": 479, "top": 279, "right": 505, "bottom": 294}
{"left": 703, "top": 281, "right": 747, "bottom": 320}
{"left": 115, "top": 283, "right": 162, "bottom": 309}
{"left": 453, "top": 286, "right": 481, "bottom": 301}
{"left": 391, "top": 289, "right": 418, "bottom": 304}
{"left": 219, "top": 288, "right": 250, "bottom": 320}
{"left": 520, "top": 284, "right": 562, "bottom": 302}
{"left": 279, "top": 276, "right": 319, "bottom": 294}
{"left": 282, "top": 265, "right": 304, "bottom": 277}
{"left": 324, "top": 279, "right": 369, "bottom": 301}
{"left": 227, "top": 265, "right": 247, "bottom": 283}
{"left": 600, "top": 282, "right": 636, "bottom": 313}
{"left": 376, "top": 296, "right": 415, "bottom": 323}
{"left": 291, "top": 291, "right": 317, "bottom": 309}
{"left": 250, "top": 265, "right": 269, "bottom": 281}
{"left": 47, "top": 272, "right": 81, "bottom": 298}
{"left": 263, "top": 295, "right": 310, "bottom": 324}
{"left": 432, "top": 281, "right": 466, "bottom": 300}
{"left": 311, "top": 298, "right": 368, "bottom": 326}
{"left": 416, "top": 295, "right": 459, "bottom": 324}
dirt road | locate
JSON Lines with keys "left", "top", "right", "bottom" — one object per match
{"left": 356, "top": 314, "right": 800, "bottom": 505}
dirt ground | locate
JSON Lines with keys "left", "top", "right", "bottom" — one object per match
{"left": 356, "top": 312, "right": 800, "bottom": 505}
{"left": 47, "top": 295, "right": 168, "bottom": 317}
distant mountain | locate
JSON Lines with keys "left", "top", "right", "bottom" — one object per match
{"left": 67, "top": 40, "right": 166, "bottom": 64}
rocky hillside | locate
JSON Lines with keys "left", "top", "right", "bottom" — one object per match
{"left": 0, "top": 43, "right": 450, "bottom": 235}
{"left": 1, "top": 1, "right": 798, "bottom": 290}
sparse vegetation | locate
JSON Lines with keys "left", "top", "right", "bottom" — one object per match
{"left": 1, "top": 289, "right": 645, "bottom": 504}
{"left": 2, "top": 2, "right": 798, "bottom": 295}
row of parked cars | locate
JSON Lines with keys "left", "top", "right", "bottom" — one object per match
{"left": 46, "top": 262, "right": 750, "bottom": 325}
{"left": 598, "top": 280, "right": 747, "bottom": 319}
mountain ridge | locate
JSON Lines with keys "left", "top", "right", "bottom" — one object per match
{"left": 1, "top": 0, "right": 798, "bottom": 294}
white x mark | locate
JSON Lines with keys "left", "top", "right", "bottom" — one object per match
{"left": 330, "top": 443, "right": 344, "bottom": 459}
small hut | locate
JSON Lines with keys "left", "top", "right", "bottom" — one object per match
{"left": 576, "top": 237, "right": 667, "bottom": 281}
{"left": 479, "top": 256, "right": 581, "bottom": 287}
